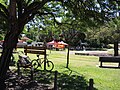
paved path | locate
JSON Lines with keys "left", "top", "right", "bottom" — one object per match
{"left": 70, "top": 50, "right": 112, "bottom": 56}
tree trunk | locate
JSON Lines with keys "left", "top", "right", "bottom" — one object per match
{"left": 0, "top": 47, "right": 13, "bottom": 89}
{"left": 0, "top": 0, "right": 18, "bottom": 89}
{"left": 0, "top": 25, "right": 20, "bottom": 90}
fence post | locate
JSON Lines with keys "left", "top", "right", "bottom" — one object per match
{"left": 89, "top": 78, "right": 94, "bottom": 90}
{"left": 66, "top": 46, "right": 69, "bottom": 68}
{"left": 54, "top": 71, "right": 58, "bottom": 90}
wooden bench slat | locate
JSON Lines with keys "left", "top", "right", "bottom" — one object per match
{"left": 24, "top": 46, "right": 45, "bottom": 50}
{"left": 99, "top": 57, "right": 120, "bottom": 62}
{"left": 24, "top": 50, "right": 45, "bottom": 55}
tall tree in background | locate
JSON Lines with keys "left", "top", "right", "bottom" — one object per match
{"left": 0, "top": 0, "right": 119, "bottom": 89}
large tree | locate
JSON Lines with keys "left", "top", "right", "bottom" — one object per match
{"left": 0, "top": 0, "right": 119, "bottom": 89}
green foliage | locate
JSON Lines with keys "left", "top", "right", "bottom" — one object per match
{"left": 1, "top": 0, "right": 119, "bottom": 47}
{"left": 0, "top": 16, "right": 7, "bottom": 39}
{"left": 26, "top": 39, "right": 33, "bottom": 44}
{"left": 0, "top": 34, "right": 3, "bottom": 40}
{"left": 85, "top": 15, "right": 120, "bottom": 48}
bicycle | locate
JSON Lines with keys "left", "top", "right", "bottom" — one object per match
{"left": 31, "top": 54, "right": 54, "bottom": 71}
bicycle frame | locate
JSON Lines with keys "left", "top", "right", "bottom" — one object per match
{"left": 31, "top": 54, "right": 54, "bottom": 71}
{"left": 35, "top": 55, "right": 48, "bottom": 67}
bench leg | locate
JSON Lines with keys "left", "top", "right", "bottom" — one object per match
{"left": 100, "top": 62, "right": 102, "bottom": 67}
{"left": 118, "top": 62, "right": 120, "bottom": 67}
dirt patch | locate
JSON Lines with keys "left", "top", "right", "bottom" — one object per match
{"left": 5, "top": 70, "right": 54, "bottom": 90}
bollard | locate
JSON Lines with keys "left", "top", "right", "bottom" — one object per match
{"left": 54, "top": 71, "right": 58, "bottom": 90}
{"left": 89, "top": 78, "right": 94, "bottom": 90}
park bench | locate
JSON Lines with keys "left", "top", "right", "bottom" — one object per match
{"left": 17, "top": 45, "right": 47, "bottom": 79}
{"left": 24, "top": 45, "right": 47, "bottom": 70}
{"left": 99, "top": 56, "right": 120, "bottom": 67}
{"left": 24, "top": 45, "right": 46, "bottom": 56}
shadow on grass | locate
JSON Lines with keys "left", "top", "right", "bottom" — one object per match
{"left": 5, "top": 68, "right": 98, "bottom": 90}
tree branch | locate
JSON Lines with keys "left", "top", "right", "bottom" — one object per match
{"left": 18, "top": 0, "right": 68, "bottom": 30}
{"left": 16, "top": 0, "right": 23, "bottom": 18}
{"left": 38, "top": 12, "right": 61, "bottom": 25}
{"left": 37, "top": 11, "right": 74, "bottom": 26}
{"left": 21, "top": 0, "right": 65, "bottom": 24}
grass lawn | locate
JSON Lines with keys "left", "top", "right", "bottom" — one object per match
{"left": 11, "top": 48, "right": 120, "bottom": 90}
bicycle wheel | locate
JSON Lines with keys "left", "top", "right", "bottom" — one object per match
{"left": 31, "top": 59, "right": 39, "bottom": 70}
{"left": 46, "top": 60, "right": 54, "bottom": 71}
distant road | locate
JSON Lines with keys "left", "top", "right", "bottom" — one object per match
{"left": 71, "top": 50, "right": 112, "bottom": 56}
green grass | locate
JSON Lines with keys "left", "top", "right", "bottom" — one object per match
{"left": 12, "top": 48, "right": 120, "bottom": 90}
